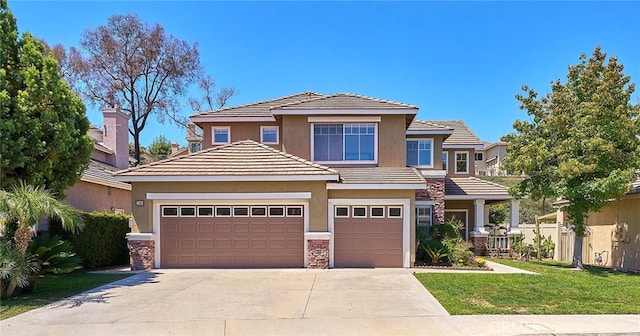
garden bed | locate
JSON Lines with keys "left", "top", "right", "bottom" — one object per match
{"left": 413, "top": 263, "right": 494, "bottom": 271}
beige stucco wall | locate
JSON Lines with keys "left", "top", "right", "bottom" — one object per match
{"left": 199, "top": 121, "right": 282, "bottom": 150}
{"left": 583, "top": 195, "right": 640, "bottom": 271}
{"left": 129, "top": 181, "right": 328, "bottom": 233}
{"left": 377, "top": 115, "right": 407, "bottom": 167}
{"left": 281, "top": 116, "right": 310, "bottom": 159}
{"left": 444, "top": 148, "right": 476, "bottom": 177}
{"left": 65, "top": 181, "right": 132, "bottom": 214}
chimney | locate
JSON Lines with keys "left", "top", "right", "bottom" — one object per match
{"left": 102, "top": 108, "right": 130, "bottom": 170}
{"left": 171, "top": 143, "right": 179, "bottom": 154}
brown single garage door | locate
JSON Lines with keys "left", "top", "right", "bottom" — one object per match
{"left": 334, "top": 205, "right": 403, "bottom": 268}
{"left": 160, "top": 205, "right": 304, "bottom": 268}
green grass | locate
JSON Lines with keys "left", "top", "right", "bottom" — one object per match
{"left": 1, "top": 272, "right": 132, "bottom": 320}
{"left": 415, "top": 259, "right": 640, "bottom": 314}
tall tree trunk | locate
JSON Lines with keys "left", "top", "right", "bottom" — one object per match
{"left": 572, "top": 233, "right": 584, "bottom": 269}
{"left": 133, "top": 132, "right": 141, "bottom": 166}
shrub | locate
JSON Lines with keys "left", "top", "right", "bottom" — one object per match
{"left": 422, "top": 240, "right": 450, "bottom": 265}
{"left": 28, "top": 233, "right": 82, "bottom": 274}
{"left": 50, "top": 212, "right": 130, "bottom": 269}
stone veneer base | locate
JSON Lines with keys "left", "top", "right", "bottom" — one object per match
{"left": 307, "top": 239, "right": 329, "bottom": 269}
{"left": 129, "top": 240, "right": 155, "bottom": 271}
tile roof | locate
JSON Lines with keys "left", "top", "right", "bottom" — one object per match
{"left": 114, "top": 140, "right": 339, "bottom": 180}
{"left": 335, "top": 167, "right": 426, "bottom": 185}
{"left": 423, "top": 120, "right": 484, "bottom": 146}
{"left": 81, "top": 159, "right": 131, "bottom": 190}
{"left": 191, "top": 92, "right": 324, "bottom": 118}
{"left": 445, "top": 177, "right": 511, "bottom": 198}
{"left": 407, "top": 120, "right": 453, "bottom": 133}
{"left": 274, "top": 93, "right": 418, "bottom": 110}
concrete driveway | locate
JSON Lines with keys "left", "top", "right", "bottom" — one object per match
{"left": 1, "top": 268, "right": 449, "bottom": 335}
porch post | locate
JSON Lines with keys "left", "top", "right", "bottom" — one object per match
{"left": 474, "top": 199, "right": 488, "bottom": 234}
{"left": 484, "top": 204, "right": 491, "bottom": 226}
{"left": 508, "top": 199, "right": 521, "bottom": 234}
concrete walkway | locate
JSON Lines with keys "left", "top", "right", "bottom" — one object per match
{"left": 2, "top": 268, "right": 638, "bottom": 335}
{"left": 411, "top": 260, "right": 538, "bottom": 274}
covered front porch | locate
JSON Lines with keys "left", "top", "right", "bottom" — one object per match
{"left": 444, "top": 177, "right": 520, "bottom": 254}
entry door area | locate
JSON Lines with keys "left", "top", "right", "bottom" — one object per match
{"left": 333, "top": 205, "right": 404, "bottom": 268}
{"left": 160, "top": 205, "right": 304, "bottom": 268}
{"left": 444, "top": 210, "right": 468, "bottom": 240}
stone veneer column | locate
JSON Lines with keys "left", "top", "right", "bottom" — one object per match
{"left": 415, "top": 177, "right": 445, "bottom": 223}
{"left": 305, "top": 232, "right": 331, "bottom": 269}
{"left": 127, "top": 233, "right": 155, "bottom": 271}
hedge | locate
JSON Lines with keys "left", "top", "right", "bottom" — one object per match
{"left": 49, "top": 212, "right": 130, "bottom": 269}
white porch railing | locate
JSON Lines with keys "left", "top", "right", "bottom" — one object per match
{"left": 487, "top": 235, "right": 510, "bottom": 251}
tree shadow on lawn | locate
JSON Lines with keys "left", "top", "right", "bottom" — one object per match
{"left": 45, "top": 272, "right": 160, "bottom": 309}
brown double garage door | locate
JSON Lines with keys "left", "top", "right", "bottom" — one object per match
{"left": 160, "top": 205, "right": 304, "bottom": 268}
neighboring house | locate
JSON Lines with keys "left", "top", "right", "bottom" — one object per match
{"left": 116, "top": 92, "right": 518, "bottom": 270}
{"left": 554, "top": 175, "right": 640, "bottom": 272}
{"left": 168, "top": 123, "right": 204, "bottom": 158}
{"left": 476, "top": 141, "right": 509, "bottom": 176}
{"left": 65, "top": 108, "right": 131, "bottom": 215}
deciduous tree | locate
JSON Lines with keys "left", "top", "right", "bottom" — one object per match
{"left": 0, "top": 0, "right": 93, "bottom": 197}
{"left": 67, "top": 14, "right": 202, "bottom": 165}
{"left": 504, "top": 47, "right": 640, "bottom": 268}
{"left": 148, "top": 135, "right": 172, "bottom": 158}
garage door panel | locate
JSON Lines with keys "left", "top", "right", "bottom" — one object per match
{"left": 161, "top": 204, "right": 304, "bottom": 268}
{"left": 334, "top": 209, "right": 403, "bottom": 268}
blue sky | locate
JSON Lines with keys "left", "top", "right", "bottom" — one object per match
{"left": 9, "top": 1, "right": 640, "bottom": 146}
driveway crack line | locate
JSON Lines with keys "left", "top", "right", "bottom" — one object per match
{"left": 301, "top": 273, "right": 317, "bottom": 319}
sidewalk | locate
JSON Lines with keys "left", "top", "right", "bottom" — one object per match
{"left": 411, "top": 260, "right": 538, "bottom": 274}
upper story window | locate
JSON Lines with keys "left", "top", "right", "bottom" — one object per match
{"left": 406, "top": 139, "right": 433, "bottom": 167}
{"left": 212, "top": 126, "right": 230, "bottom": 145}
{"left": 312, "top": 124, "right": 376, "bottom": 163}
{"left": 190, "top": 142, "right": 202, "bottom": 153}
{"left": 442, "top": 152, "right": 448, "bottom": 170}
{"left": 475, "top": 152, "right": 484, "bottom": 161}
{"left": 260, "top": 126, "right": 279, "bottom": 144}
{"left": 455, "top": 151, "right": 469, "bottom": 174}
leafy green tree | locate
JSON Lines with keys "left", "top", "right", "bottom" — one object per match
{"left": 489, "top": 204, "right": 508, "bottom": 225}
{"left": 148, "top": 135, "right": 172, "bottom": 158}
{"left": 504, "top": 47, "right": 640, "bottom": 268}
{"left": 0, "top": 0, "right": 93, "bottom": 197}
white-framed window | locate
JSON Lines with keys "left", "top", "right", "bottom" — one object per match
{"left": 190, "top": 142, "right": 202, "bottom": 153}
{"left": 215, "top": 207, "right": 231, "bottom": 217}
{"left": 406, "top": 139, "right": 434, "bottom": 167}
{"left": 268, "top": 206, "right": 285, "bottom": 217}
{"left": 416, "top": 206, "right": 432, "bottom": 229}
{"left": 251, "top": 206, "right": 267, "bottom": 217}
{"left": 370, "top": 206, "right": 385, "bottom": 218}
{"left": 197, "top": 207, "right": 214, "bottom": 217}
{"left": 335, "top": 206, "right": 349, "bottom": 218}
{"left": 388, "top": 206, "right": 402, "bottom": 218}
{"left": 312, "top": 123, "right": 377, "bottom": 163}
{"left": 260, "top": 126, "right": 279, "bottom": 144}
{"left": 180, "top": 207, "right": 196, "bottom": 217}
{"left": 352, "top": 206, "right": 367, "bottom": 218}
{"left": 475, "top": 152, "right": 484, "bottom": 161}
{"left": 162, "top": 206, "right": 178, "bottom": 217}
{"left": 455, "top": 151, "right": 469, "bottom": 174}
{"left": 233, "top": 206, "right": 249, "bottom": 217}
{"left": 212, "top": 126, "right": 230, "bottom": 145}
{"left": 286, "top": 206, "right": 303, "bottom": 217}
{"left": 442, "top": 152, "right": 448, "bottom": 170}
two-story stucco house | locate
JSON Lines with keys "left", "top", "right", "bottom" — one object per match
{"left": 116, "top": 92, "right": 519, "bottom": 270}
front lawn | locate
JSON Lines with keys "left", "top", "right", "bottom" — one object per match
{"left": 1, "top": 272, "right": 132, "bottom": 320}
{"left": 415, "top": 259, "right": 640, "bottom": 314}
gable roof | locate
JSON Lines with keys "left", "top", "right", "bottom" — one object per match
{"left": 81, "top": 160, "right": 131, "bottom": 190}
{"left": 444, "top": 177, "right": 512, "bottom": 200}
{"left": 424, "top": 120, "right": 484, "bottom": 148}
{"left": 407, "top": 120, "right": 454, "bottom": 135}
{"left": 272, "top": 93, "right": 418, "bottom": 111}
{"left": 190, "top": 92, "right": 324, "bottom": 120}
{"left": 114, "top": 140, "right": 339, "bottom": 182}
{"left": 328, "top": 167, "right": 426, "bottom": 189}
